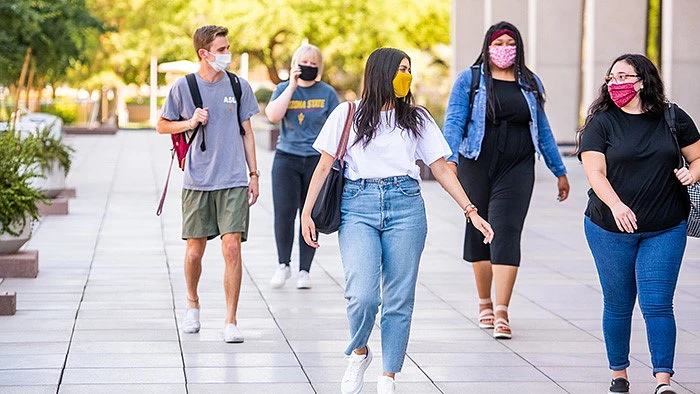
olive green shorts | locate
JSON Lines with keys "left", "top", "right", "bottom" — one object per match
{"left": 181, "top": 187, "right": 249, "bottom": 241}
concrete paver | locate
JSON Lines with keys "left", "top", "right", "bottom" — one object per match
{"left": 0, "top": 128, "right": 698, "bottom": 393}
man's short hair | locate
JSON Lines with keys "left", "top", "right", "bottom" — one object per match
{"left": 193, "top": 25, "right": 228, "bottom": 59}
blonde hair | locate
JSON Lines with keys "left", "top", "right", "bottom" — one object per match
{"left": 291, "top": 44, "right": 324, "bottom": 81}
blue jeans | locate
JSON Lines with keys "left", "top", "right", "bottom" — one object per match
{"left": 338, "top": 176, "right": 427, "bottom": 373}
{"left": 584, "top": 217, "right": 686, "bottom": 376}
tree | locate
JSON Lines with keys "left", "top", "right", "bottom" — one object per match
{"left": 215, "top": 0, "right": 450, "bottom": 92}
{"left": 0, "top": 0, "right": 104, "bottom": 117}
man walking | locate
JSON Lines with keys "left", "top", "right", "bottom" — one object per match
{"left": 156, "top": 25, "right": 260, "bottom": 343}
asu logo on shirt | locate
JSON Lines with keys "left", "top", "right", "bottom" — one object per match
{"left": 223, "top": 96, "right": 237, "bottom": 104}
{"left": 288, "top": 99, "right": 326, "bottom": 125}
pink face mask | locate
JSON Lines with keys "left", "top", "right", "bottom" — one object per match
{"left": 607, "top": 82, "right": 638, "bottom": 108}
{"left": 489, "top": 45, "right": 517, "bottom": 69}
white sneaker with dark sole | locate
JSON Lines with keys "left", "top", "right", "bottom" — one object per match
{"left": 223, "top": 324, "right": 244, "bottom": 343}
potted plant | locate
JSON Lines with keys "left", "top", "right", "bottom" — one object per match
{"left": 0, "top": 130, "right": 49, "bottom": 254}
{"left": 23, "top": 124, "right": 74, "bottom": 198}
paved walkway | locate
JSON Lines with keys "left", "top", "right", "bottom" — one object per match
{"left": 1, "top": 127, "right": 699, "bottom": 394}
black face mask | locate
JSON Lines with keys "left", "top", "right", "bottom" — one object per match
{"left": 299, "top": 65, "right": 319, "bottom": 81}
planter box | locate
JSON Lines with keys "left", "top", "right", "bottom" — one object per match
{"left": 0, "top": 292, "right": 16, "bottom": 316}
{"left": 37, "top": 197, "right": 69, "bottom": 216}
{"left": 0, "top": 250, "right": 39, "bottom": 278}
{"left": 0, "top": 220, "right": 32, "bottom": 255}
{"left": 29, "top": 160, "right": 66, "bottom": 198}
{"left": 126, "top": 103, "right": 150, "bottom": 123}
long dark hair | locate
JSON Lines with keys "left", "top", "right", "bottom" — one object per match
{"left": 474, "top": 21, "right": 544, "bottom": 119}
{"left": 354, "top": 47, "right": 426, "bottom": 147}
{"left": 576, "top": 54, "right": 667, "bottom": 151}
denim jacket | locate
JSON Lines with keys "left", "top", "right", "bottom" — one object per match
{"left": 442, "top": 64, "right": 567, "bottom": 178}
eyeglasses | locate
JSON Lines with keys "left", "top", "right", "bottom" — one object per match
{"left": 605, "top": 73, "right": 640, "bottom": 84}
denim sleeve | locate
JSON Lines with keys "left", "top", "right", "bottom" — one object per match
{"left": 534, "top": 75, "right": 567, "bottom": 177}
{"left": 442, "top": 71, "right": 471, "bottom": 163}
{"left": 536, "top": 104, "right": 567, "bottom": 177}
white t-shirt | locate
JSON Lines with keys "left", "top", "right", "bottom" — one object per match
{"left": 313, "top": 101, "right": 452, "bottom": 181}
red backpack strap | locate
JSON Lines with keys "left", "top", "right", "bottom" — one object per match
{"left": 156, "top": 150, "right": 176, "bottom": 216}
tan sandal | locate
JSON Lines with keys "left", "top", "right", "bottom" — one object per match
{"left": 478, "top": 297, "right": 495, "bottom": 329}
{"left": 493, "top": 304, "right": 511, "bottom": 339}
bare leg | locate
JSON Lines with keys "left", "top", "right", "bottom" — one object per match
{"left": 655, "top": 372, "right": 671, "bottom": 385}
{"left": 472, "top": 260, "right": 493, "bottom": 299}
{"left": 221, "top": 232, "right": 242, "bottom": 325}
{"left": 612, "top": 369, "right": 628, "bottom": 379}
{"left": 472, "top": 260, "right": 494, "bottom": 325}
{"left": 185, "top": 238, "right": 207, "bottom": 309}
{"left": 493, "top": 264, "right": 518, "bottom": 333}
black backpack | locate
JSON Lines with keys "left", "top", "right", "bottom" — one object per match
{"left": 184, "top": 70, "right": 246, "bottom": 155}
{"left": 157, "top": 71, "right": 246, "bottom": 216}
{"left": 462, "top": 64, "right": 480, "bottom": 138}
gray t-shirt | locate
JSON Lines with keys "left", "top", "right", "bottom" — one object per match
{"left": 161, "top": 72, "right": 260, "bottom": 191}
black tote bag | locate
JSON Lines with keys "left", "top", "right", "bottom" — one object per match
{"left": 311, "top": 101, "right": 357, "bottom": 234}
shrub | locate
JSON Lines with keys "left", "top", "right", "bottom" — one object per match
{"left": 0, "top": 131, "right": 49, "bottom": 236}
{"left": 22, "top": 125, "right": 74, "bottom": 176}
{"left": 40, "top": 99, "right": 78, "bottom": 125}
{"left": 254, "top": 87, "right": 273, "bottom": 104}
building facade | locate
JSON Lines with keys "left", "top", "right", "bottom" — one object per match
{"left": 452, "top": 0, "right": 700, "bottom": 144}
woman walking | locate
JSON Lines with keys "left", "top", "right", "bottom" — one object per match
{"left": 301, "top": 48, "right": 493, "bottom": 394}
{"left": 266, "top": 44, "right": 339, "bottom": 289}
{"left": 578, "top": 53, "right": 700, "bottom": 394}
{"left": 442, "top": 21, "right": 569, "bottom": 339}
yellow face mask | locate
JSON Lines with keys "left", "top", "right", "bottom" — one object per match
{"left": 392, "top": 71, "right": 412, "bottom": 98}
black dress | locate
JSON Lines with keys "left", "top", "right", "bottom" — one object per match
{"left": 457, "top": 79, "right": 535, "bottom": 266}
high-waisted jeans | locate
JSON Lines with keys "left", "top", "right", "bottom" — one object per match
{"left": 584, "top": 217, "right": 686, "bottom": 376}
{"left": 338, "top": 176, "right": 427, "bottom": 373}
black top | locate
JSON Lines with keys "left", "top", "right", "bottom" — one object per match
{"left": 487, "top": 79, "right": 531, "bottom": 125}
{"left": 579, "top": 106, "right": 700, "bottom": 232}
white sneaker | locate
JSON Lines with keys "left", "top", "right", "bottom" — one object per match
{"left": 341, "top": 347, "right": 373, "bottom": 394}
{"left": 270, "top": 264, "right": 291, "bottom": 288}
{"left": 182, "top": 308, "right": 200, "bottom": 333}
{"left": 296, "top": 270, "right": 311, "bottom": 289}
{"left": 223, "top": 323, "right": 244, "bottom": 343}
{"left": 377, "top": 375, "right": 396, "bottom": 394}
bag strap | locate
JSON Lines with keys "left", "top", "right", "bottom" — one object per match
{"left": 462, "top": 64, "right": 481, "bottom": 138}
{"left": 185, "top": 73, "right": 206, "bottom": 151}
{"left": 334, "top": 101, "right": 357, "bottom": 164}
{"left": 156, "top": 150, "right": 176, "bottom": 216}
{"left": 466, "top": 64, "right": 480, "bottom": 123}
{"left": 663, "top": 101, "right": 685, "bottom": 169}
{"left": 226, "top": 71, "right": 246, "bottom": 136}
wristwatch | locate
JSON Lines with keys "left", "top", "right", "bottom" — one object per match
{"left": 249, "top": 170, "right": 260, "bottom": 177}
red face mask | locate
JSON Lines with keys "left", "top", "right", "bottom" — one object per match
{"left": 607, "top": 82, "right": 638, "bottom": 108}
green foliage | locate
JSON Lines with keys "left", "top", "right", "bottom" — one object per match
{"left": 0, "top": 131, "right": 49, "bottom": 237}
{"left": 0, "top": 0, "right": 106, "bottom": 87}
{"left": 254, "top": 87, "right": 273, "bottom": 104}
{"left": 124, "top": 96, "right": 165, "bottom": 106}
{"left": 22, "top": 125, "right": 75, "bottom": 176}
{"left": 39, "top": 99, "right": 78, "bottom": 125}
